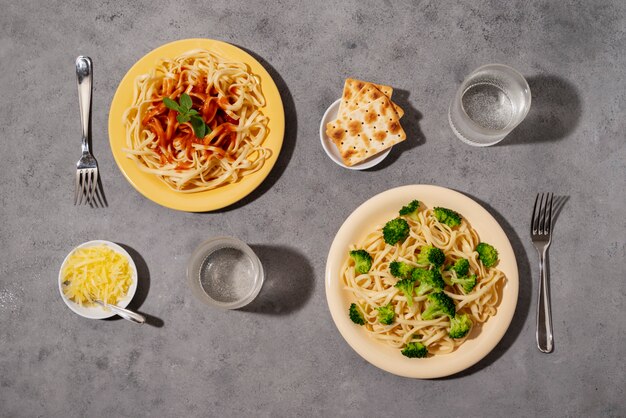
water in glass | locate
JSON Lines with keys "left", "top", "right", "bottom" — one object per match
{"left": 449, "top": 64, "right": 531, "bottom": 146}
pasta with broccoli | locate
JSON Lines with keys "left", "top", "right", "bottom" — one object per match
{"left": 342, "top": 200, "right": 505, "bottom": 358}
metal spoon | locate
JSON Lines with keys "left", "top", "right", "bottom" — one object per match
{"left": 94, "top": 299, "right": 145, "bottom": 324}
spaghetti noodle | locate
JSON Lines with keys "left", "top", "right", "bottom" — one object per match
{"left": 342, "top": 203, "right": 505, "bottom": 356}
{"left": 122, "top": 49, "right": 270, "bottom": 192}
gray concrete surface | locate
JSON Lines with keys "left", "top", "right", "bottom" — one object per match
{"left": 1, "top": 0, "right": 625, "bottom": 417}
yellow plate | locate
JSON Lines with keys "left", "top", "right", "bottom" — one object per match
{"left": 108, "top": 39, "right": 285, "bottom": 212}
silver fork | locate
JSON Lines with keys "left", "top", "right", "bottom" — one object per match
{"left": 531, "top": 192, "right": 554, "bottom": 353}
{"left": 74, "top": 56, "right": 99, "bottom": 206}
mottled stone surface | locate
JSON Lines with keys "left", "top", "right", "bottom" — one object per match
{"left": 1, "top": 0, "right": 625, "bottom": 417}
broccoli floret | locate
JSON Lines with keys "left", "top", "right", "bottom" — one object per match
{"left": 394, "top": 277, "right": 416, "bottom": 307}
{"left": 382, "top": 218, "right": 410, "bottom": 245}
{"left": 399, "top": 200, "right": 420, "bottom": 220}
{"left": 401, "top": 341, "right": 428, "bottom": 358}
{"left": 450, "top": 274, "right": 477, "bottom": 294}
{"left": 416, "top": 245, "right": 445, "bottom": 267}
{"left": 389, "top": 261, "right": 414, "bottom": 279}
{"left": 449, "top": 313, "right": 473, "bottom": 339}
{"left": 413, "top": 268, "right": 445, "bottom": 295}
{"left": 451, "top": 258, "right": 470, "bottom": 276}
{"left": 433, "top": 207, "right": 462, "bottom": 227}
{"left": 377, "top": 304, "right": 395, "bottom": 325}
{"left": 476, "top": 242, "right": 499, "bottom": 268}
{"left": 349, "top": 303, "right": 365, "bottom": 325}
{"left": 422, "top": 292, "right": 456, "bottom": 320}
{"left": 349, "top": 249, "right": 372, "bottom": 274}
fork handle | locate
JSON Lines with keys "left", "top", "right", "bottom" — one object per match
{"left": 106, "top": 303, "right": 146, "bottom": 324}
{"left": 76, "top": 56, "right": 92, "bottom": 153}
{"left": 95, "top": 300, "right": 145, "bottom": 324}
{"left": 536, "top": 250, "right": 554, "bottom": 353}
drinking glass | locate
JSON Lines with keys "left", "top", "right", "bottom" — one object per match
{"left": 187, "top": 237, "right": 264, "bottom": 309}
{"left": 449, "top": 64, "right": 531, "bottom": 146}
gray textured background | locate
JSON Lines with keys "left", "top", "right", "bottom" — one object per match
{"left": 1, "top": 0, "right": 625, "bottom": 417}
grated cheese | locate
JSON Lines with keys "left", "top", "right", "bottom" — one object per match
{"left": 61, "top": 245, "right": 133, "bottom": 306}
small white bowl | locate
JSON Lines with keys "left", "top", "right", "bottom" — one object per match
{"left": 319, "top": 99, "right": 391, "bottom": 170}
{"left": 58, "top": 240, "right": 138, "bottom": 319}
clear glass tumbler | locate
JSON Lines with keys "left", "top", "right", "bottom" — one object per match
{"left": 449, "top": 64, "right": 531, "bottom": 146}
{"left": 187, "top": 237, "right": 264, "bottom": 309}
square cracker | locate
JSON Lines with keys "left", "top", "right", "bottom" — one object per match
{"left": 337, "top": 78, "right": 394, "bottom": 118}
{"left": 326, "top": 95, "right": 406, "bottom": 166}
{"left": 347, "top": 84, "right": 405, "bottom": 119}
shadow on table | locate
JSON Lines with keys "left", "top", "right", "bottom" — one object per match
{"left": 501, "top": 74, "right": 582, "bottom": 146}
{"left": 436, "top": 194, "right": 531, "bottom": 379}
{"left": 90, "top": 177, "right": 108, "bottom": 208}
{"left": 212, "top": 47, "right": 297, "bottom": 212}
{"left": 240, "top": 245, "right": 314, "bottom": 315}
{"left": 551, "top": 195, "right": 569, "bottom": 227}
{"left": 366, "top": 88, "right": 425, "bottom": 171}
{"left": 103, "top": 244, "right": 164, "bottom": 328}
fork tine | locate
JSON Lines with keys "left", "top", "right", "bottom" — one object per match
{"left": 91, "top": 168, "right": 98, "bottom": 207}
{"left": 537, "top": 193, "right": 545, "bottom": 233}
{"left": 88, "top": 176, "right": 97, "bottom": 208}
{"left": 81, "top": 170, "right": 88, "bottom": 205}
{"left": 77, "top": 170, "right": 85, "bottom": 205}
{"left": 85, "top": 170, "right": 92, "bottom": 206}
{"left": 88, "top": 169, "right": 98, "bottom": 205}
{"left": 539, "top": 193, "right": 547, "bottom": 234}
{"left": 536, "top": 193, "right": 542, "bottom": 233}
{"left": 545, "top": 193, "right": 554, "bottom": 235}
{"left": 74, "top": 170, "right": 81, "bottom": 205}
{"left": 85, "top": 170, "right": 93, "bottom": 205}
{"left": 531, "top": 193, "right": 540, "bottom": 234}
{"left": 82, "top": 170, "right": 89, "bottom": 206}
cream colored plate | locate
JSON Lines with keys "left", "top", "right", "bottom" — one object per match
{"left": 325, "top": 185, "right": 518, "bottom": 378}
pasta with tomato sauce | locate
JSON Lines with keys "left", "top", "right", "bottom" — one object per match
{"left": 122, "top": 49, "right": 270, "bottom": 192}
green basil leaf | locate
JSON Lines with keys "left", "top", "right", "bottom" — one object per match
{"left": 196, "top": 123, "right": 207, "bottom": 139}
{"left": 190, "top": 116, "right": 207, "bottom": 138}
{"left": 187, "top": 109, "right": 199, "bottom": 116}
{"left": 180, "top": 93, "right": 193, "bottom": 111}
{"left": 163, "top": 97, "right": 180, "bottom": 111}
{"left": 177, "top": 114, "right": 190, "bottom": 124}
